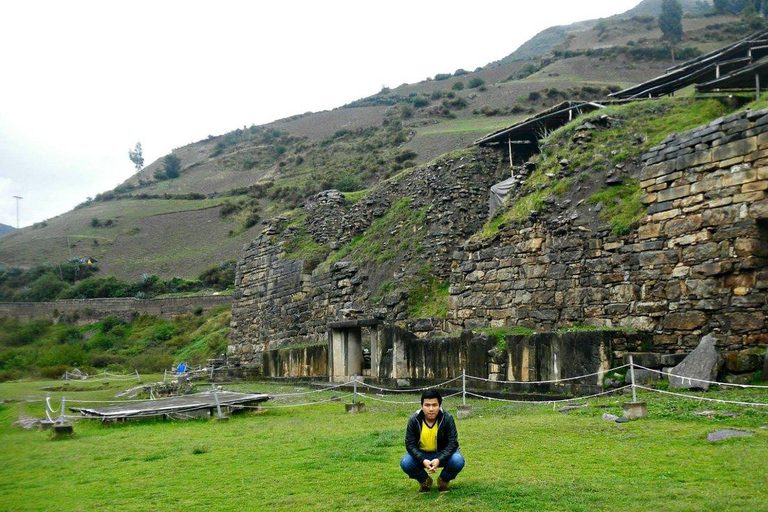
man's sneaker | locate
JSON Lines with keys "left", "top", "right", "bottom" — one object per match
{"left": 437, "top": 477, "right": 450, "bottom": 492}
{"left": 419, "top": 475, "right": 433, "bottom": 493}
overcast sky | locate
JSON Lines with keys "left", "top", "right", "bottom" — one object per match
{"left": 0, "top": 0, "right": 641, "bottom": 228}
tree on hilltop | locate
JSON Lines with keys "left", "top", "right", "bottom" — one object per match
{"left": 162, "top": 154, "right": 182, "bottom": 179}
{"left": 659, "top": 0, "right": 683, "bottom": 63}
{"left": 128, "top": 141, "right": 144, "bottom": 173}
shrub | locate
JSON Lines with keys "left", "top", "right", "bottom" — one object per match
{"left": 162, "top": 154, "right": 182, "bottom": 179}
{"left": 468, "top": 77, "right": 485, "bottom": 89}
{"left": 452, "top": 81, "right": 465, "bottom": 91}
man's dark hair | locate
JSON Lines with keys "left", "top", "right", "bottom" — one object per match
{"left": 421, "top": 389, "right": 442, "bottom": 405}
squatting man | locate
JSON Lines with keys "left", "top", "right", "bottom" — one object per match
{"left": 400, "top": 389, "right": 464, "bottom": 492}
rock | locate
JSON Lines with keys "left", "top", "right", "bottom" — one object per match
{"left": 669, "top": 333, "right": 723, "bottom": 390}
{"left": 410, "top": 318, "right": 434, "bottom": 332}
{"left": 628, "top": 369, "right": 660, "bottom": 385}
{"left": 615, "top": 416, "right": 630, "bottom": 423}
{"left": 602, "top": 413, "right": 619, "bottom": 421}
{"left": 661, "top": 353, "right": 689, "bottom": 366}
{"left": 707, "top": 429, "right": 754, "bottom": 442}
{"left": 625, "top": 352, "right": 662, "bottom": 369}
{"left": 724, "top": 349, "right": 765, "bottom": 373}
{"left": 722, "top": 373, "right": 758, "bottom": 385}
{"left": 559, "top": 403, "right": 587, "bottom": 413}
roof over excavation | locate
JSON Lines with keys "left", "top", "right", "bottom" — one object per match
{"left": 609, "top": 29, "right": 768, "bottom": 99}
{"left": 473, "top": 101, "right": 605, "bottom": 147}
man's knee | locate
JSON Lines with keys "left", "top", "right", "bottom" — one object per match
{"left": 400, "top": 453, "right": 415, "bottom": 472}
{"left": 448, "top": 452, "right": 465, "bottom": 471}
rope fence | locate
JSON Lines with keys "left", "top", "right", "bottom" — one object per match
{"left": 28, "top": 357, "right": 768, "bottom": 424}
{"left": 63, "top": 369, "right": 141, "bottom": 382}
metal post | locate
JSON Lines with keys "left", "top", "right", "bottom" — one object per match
{"left": 629, "top": 355, "right": 637, "bottom": 403}
{"left": 462, "top": 369, "right": 466, "bottom": 406}
{"left": 211, "top": 384, "right": 224, "bottom": 419}
{"left": 59, "top": 396, "right": 66, "bottom": 424}
{"left": 353, "top": 375, "right": 358, "bottom": 405}
{"left": 12, "top": 196, "right": 22, "bottom": 229}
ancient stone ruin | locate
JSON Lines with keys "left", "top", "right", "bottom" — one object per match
{"left": 228, "top": 107, "right": 768, "bottom": 389}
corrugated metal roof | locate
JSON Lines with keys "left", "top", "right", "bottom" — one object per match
{"left": 609, "top": 29, "right": 768, "bottom": 99}
{"left": 473, "top": 101, "right": 604, "bottom": 147}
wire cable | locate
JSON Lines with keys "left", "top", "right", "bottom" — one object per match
{"left": 464, "top": 385, "right": 633, "bottom": 405}
{"left": 633, "top": 364, "right": 768, "bottom": 389}
{"left": 634, "top": 385, "right": 768, "bottom": 407}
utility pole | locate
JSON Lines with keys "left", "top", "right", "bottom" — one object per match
{"left": 12, "top": 196, "right": 23, "bottom": 229}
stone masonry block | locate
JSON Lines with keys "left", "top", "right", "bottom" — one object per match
{"left": 656, "top": 171, "right": 684, "bottom": 184}
{"left": 656, "top": 184, "right": 690, "bottom": 203}
{"left": 712, "top": 137, "right": 757, "bottom": 162}
{"left": 758, "top": 131, "right": 768, "bottom": 149}
{"left": 638, "top": 223, "right": 661, "bottom": 240}
{"left": 748, "top": 199, "right": 768, "bottom": 218}
{"left": 733, "top": 191, "right": 765, "bottom": 204}
{"left": 651, "top": 209, "right": 681, "bottom": 222}
{"left": 640, "top": 159, "right": 676, "bottom": 182}
{"left": 676, "top": 151, "right": 712, "bottom": 170}
{"left": 722, "top": 169, "right": 757, "bottom": 188}
{"left": 690, "top": 176, "right": 722, "bottom": 195}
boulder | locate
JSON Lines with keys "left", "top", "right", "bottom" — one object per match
{"left": 724, "top": 349, "right": 765, "bottom": 373}
{"left": 707, "top": 429, "right": 753, "bottom": 442}
{"left": 629, "top": 369, "right": 660, "bottom": 385}
{"left": 625, "top": 352, "right": 662, "bottom": 369}
{"left": 661, "top": 353, "right": 689, "bottom": 366}
{"left": 669, "top": 333, "right": 722, "bottom": 390}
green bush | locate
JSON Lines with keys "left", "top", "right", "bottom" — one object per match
{"left": 468, "top": 77, "right": 485, "bottom": 89}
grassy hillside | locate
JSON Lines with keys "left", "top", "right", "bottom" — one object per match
{"left": 0, "top": 7, "right": 759, "bottom": 284}
{"left": 0, "top": 305, "right": 231, "bottom": 380}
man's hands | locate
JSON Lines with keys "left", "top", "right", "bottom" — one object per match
{"left": 423, "top": 458, "right": 440, "bottom": 473}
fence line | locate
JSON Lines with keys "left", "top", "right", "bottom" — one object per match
{"left": 464, "top": 385, "right": 633, "bottom": 405}
{"left": 240, "top": 393, "right": 355, "bottom": 409}
{"left": 464, "top": 364, "right": 630, "bottom": 385}
{"left": 27, "top": 360, "right": 768, "bottom": 420}
{"left": 356, "top": 376, "right": 463, "bottom": 393}
{"left": 635, "top": 385, "right": 768, "bottom": 407}
{"left": 633, "top": 364, "right": 768, "bottom": 389}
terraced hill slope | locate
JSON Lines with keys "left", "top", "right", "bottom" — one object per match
{"left": 0, "top": 4, "right": 759, "bottom": 282}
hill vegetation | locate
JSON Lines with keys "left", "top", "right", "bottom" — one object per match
{"left": 0, "top": 1, "right": 765, "bottom": 294}
{"left": 0, "top": 305, "right": 231, "bottom": 381}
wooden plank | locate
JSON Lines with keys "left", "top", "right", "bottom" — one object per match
{"left": 71, "top": 391, "right": 269, "bottom": 419}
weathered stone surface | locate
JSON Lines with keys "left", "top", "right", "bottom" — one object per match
{"left": 723, "top": 349, "right": 765, "bottom": 373}
{"left": 707, "top": 429, "right": 754, "bottom": 442}
{"left": 669, "top": 334, "right": 722, "bottom": 390}
{"left": 661, "top": 353, "right": 689, "bottom": 366}
{"left": 663, "top": 312, "right": 708, "bottom": 331}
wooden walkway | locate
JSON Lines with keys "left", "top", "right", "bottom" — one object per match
{"left": 71, "top": 390, "right": 269, "bottom": 421}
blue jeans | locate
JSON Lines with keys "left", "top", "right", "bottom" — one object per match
{"left": 400, "top": 451, "right": 465, "bottom": 483}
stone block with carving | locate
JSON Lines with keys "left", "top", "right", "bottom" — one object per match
{"left": 668, "top": 333, "right": 723, "bottom": 390}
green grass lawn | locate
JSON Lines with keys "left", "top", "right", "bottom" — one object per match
{"left": 1, "top": 378, "right": 767, "bottom": 511}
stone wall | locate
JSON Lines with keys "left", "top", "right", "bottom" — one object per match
{"left": 448, "top": 108, "right": 768, "bottom": 353}
{"left": 0, "top": 295, "right": 232, "bottom": 323}
{"left": 229, "top": 149, "right": 505, "bottom": 366}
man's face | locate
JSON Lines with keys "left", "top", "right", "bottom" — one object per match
{"left": 421, "top": 398, "right": 440, "bottom": 421}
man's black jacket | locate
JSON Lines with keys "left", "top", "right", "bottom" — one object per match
{"left": 404, "top": 408, "right": 460, "bottom": 463}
